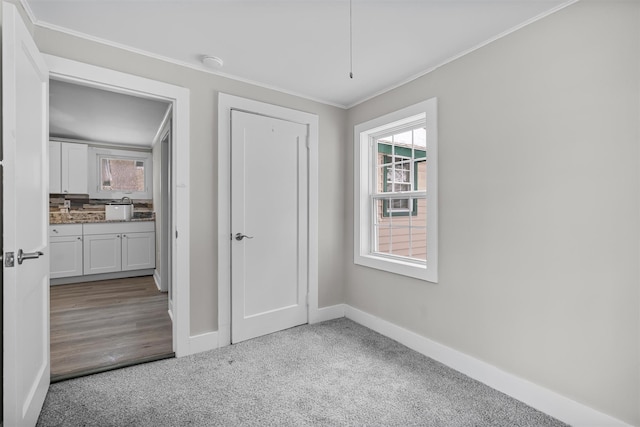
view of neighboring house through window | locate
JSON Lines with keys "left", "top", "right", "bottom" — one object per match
{"left": 101, "top": 158, "right": 146, "bottom": 192}
{"left": 354, "top": 98, "right": 437, "bottom": 282}
{"left": 375, "top": 126, "right": 427, "bottom": 261}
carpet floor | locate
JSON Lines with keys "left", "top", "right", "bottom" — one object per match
{"left": 37, "top": 318, "right": 566, "bottom": 426}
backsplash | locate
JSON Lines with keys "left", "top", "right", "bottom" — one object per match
{"left": 49, "top": 195, "right": 154, "bottom": 223}
{"left": 49, "top": 194, "right": 153, "bottom": 212}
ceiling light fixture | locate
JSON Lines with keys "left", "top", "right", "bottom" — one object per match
{"left": 202, "top": 55, "right": 224, "bottom": 70}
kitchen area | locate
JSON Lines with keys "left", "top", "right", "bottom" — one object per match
{"left": 47, "top": 79, "right": 174, "bottom": 381}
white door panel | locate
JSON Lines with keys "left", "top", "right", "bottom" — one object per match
{"left": 231, "top": 110, "right": 308, "bottom": 343}
{"left": 2, "top": 2, "right": 50, "bottom": 425}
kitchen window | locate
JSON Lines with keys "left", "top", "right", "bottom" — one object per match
{"left": 354, "top": 98, "right": 438, "bottom": 282}
{"left": 88, "top": 147, "right": 153, "bottom": 199}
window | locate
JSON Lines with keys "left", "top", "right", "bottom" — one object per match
{"left": 100, "top": 158, "right": 146, "bottom": 192}
{"left": 354, "top": 98, "right": 438, "bottom": 282}
{"left": 88, "top": 147, "right": 153, "bottom": 199}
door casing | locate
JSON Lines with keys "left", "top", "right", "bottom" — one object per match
{"left": 44, "top": 55, "right": 192, "bottom": 357}
{"left": 217, "top": 93, "right": 320, "bottom": 347}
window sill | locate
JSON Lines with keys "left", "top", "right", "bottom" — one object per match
{"left": 354, "top": 253, "right": 437, "bottom": 283}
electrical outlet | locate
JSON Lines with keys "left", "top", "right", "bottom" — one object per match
{"left": 63, "top": 200, "right": 71, "bottom": 209}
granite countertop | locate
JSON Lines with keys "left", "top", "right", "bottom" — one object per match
{"left": 50, "top": 211, "right": 155, "bottom": 224}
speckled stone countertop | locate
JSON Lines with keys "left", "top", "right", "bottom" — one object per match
{"left": 50, "top": 211, "right": 155, "bottom": 224}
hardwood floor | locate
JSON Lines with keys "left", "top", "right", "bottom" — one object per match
{"left": 50, "top": 276, "right": 173, "bottom": 382}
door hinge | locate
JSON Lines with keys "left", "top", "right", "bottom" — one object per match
{"left": 175, "top": 230, "right": 178, "bottom": 239}
{"left": 306, "top": 136, "right": 310, "bottom": 149}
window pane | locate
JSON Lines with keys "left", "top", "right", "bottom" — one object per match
{"left": 374, "top": 197, "right": 427, "bottom": 261}
{"left": 101, "top": 158, "right": 145, "bottom": 192}
{"left": 375, "top": 225, "right": 427, "bottom": 261}
{"left": 393, "top": 130, "right": 413, "bottom": 147}
{"left": 416, "top": 161, "right": 427, "bottom": 191}
{"left": 413, "top": 127, "right": 426, "bottom": 148}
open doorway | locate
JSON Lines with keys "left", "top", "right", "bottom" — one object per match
{"left": 47, "top": 78, "right": 175, "bottom": 380}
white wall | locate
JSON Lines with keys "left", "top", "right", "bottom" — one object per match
{"left": 346, "top": 1, "right": 639, "bottom": 424}
{"left": 29, "top": 7, "right": 347, "bottom": 336}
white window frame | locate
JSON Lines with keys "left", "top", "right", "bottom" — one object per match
{"left": 354, "top": 98, "right": 438, "bottom": 282}
{"left": 88, "top": 146, "right": 153, "bottom": 199}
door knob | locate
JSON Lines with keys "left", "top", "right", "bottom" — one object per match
{"left": 234, "top": 233, "right": 254, "bottom": 241}
{"left": 17, "top": 249, "right": 44, "bottom": 265}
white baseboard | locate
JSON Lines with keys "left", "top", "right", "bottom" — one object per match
{"left": 312, "top": 304, "right": 346, "bottom": 323}
{"left": 344, "top": 305, "right": 630, "bottom": 427}
{"left": 186, "top": 331, "right": 219, "bottom": 355}
{"left": 153, "top": 270, "right": 162, "bottom": 291}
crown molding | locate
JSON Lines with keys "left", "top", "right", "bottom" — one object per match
{"left": 19, "top": 0, "right": 580, "bottom": 111}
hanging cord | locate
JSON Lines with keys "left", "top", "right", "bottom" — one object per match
{"left": 349, "top": 0, "right": 353, "bottom": 79}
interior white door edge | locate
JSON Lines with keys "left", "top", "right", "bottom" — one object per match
{"left": 3, "top": 2, "right": 51, "bottom": 425}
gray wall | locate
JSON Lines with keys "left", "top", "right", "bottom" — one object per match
{"left": 8, "top": 0, "right": 639, "bottom": 424}
{"left": 346, "top": 1, "right": 639, "bottom": 424}
{"left": 30, "top": 14, "right": 347, "bottom": 336}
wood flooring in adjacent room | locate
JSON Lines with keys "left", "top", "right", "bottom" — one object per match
{"left": 50, "top": 276, "right": 174, "bottom": 382}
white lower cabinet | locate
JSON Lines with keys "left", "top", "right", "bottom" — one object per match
{"left": 122, "top": 232, "right": 156, "bottom": 271}
{"left": 50, "top": 224, "right": 83, "bottom": 279}
{"left": 50, "top": 221, "right": 155, "bottom": 279}
{"left": 83, "top": 222, "right": 155, "bottom": 275}
{"left": 83, "top": 233, "right": 122, "bottom": 275}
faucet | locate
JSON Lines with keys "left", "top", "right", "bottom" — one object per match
{"left": 121, "top": 196, "right": 132, "bottom": 204}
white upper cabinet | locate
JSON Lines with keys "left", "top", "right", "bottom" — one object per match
{"left": 49, "top": 141, "right": 62, "bottom": 193}
{"left": 61, "top": 142, "right": 88, "bottom": 194}
{"left": 49, "top": 141, "right": 88, "bottom": 194}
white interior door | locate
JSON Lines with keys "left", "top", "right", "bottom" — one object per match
{"left": 231, "top": 110, "right": 308, "bottom": 343}
{"left": 2, "top": 2, "right": 51, "bottom": 425}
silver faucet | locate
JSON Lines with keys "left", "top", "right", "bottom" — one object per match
{"left": 120, "top": 197, "right": 132, "bottom": 204}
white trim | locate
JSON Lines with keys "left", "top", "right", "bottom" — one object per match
{"left": 43, "top": 54, "right": 191, "bottom": 358}
{"left": 20, "top": 0, "right": 578, "bottom": 110}
{"left": 218, "top": 93, "right": 319, "bottom": 346}
{"left": 152, "top": 104, "right": 173, "bottom": 148}
{"left": 354, "top": 98, "right": 438, "bottom": 283}
{"left": 343, "top": 0, "right": 580, "bottom": 109}
{"left": 344, "top": 305, "right": 631, "bottom": 427}
{"left": 29, "top": 18, "right": 346, "bottom": 109}
{"left": 18, "top": 0, "right": 38, "bottom": 25}
{"left": 188, "top": 331, "right": 219, "bottom": 355}
{"left": 313, "top": 304, "right": 346, "bottom": 323}
{"left": 153, "top": 269, "right": 162, "bottom": 292}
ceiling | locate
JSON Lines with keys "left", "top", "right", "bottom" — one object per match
{"left": 27, "top": 0, "right": 573, "bottom": 108}
{"left": 50, "top": 79, "right": 170, "bottom": 147}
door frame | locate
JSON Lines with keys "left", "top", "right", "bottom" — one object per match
{"left": 217, "top": 93, "right": 319, "bottom": 347}
{"left": 44, "top": 55, "right": 192, "bottom": 356}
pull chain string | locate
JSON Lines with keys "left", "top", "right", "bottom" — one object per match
{"left": 349, "top": 0, "right": 353, "bottom": 79}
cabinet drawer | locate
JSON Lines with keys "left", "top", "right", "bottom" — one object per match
{"left": 83, "top": 221, "right": 154, "bottom": 235}
{"left": 49, "top": 224, "right": 82, "bottom": 237}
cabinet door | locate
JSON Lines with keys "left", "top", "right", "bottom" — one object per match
{"left": 49, "top": 141, "right": 62, "bottom": 193}
{"left": 50, "top": 235, "right": 83, "bottom": 278}
{"left": 61, "top": 142, "right": 88, "bottom": 194}
{"left": 122, "top": 231, "right": 156, "bottom": 271}
{"left": 83, "top": 233, "right": 122, "bottom": 275}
